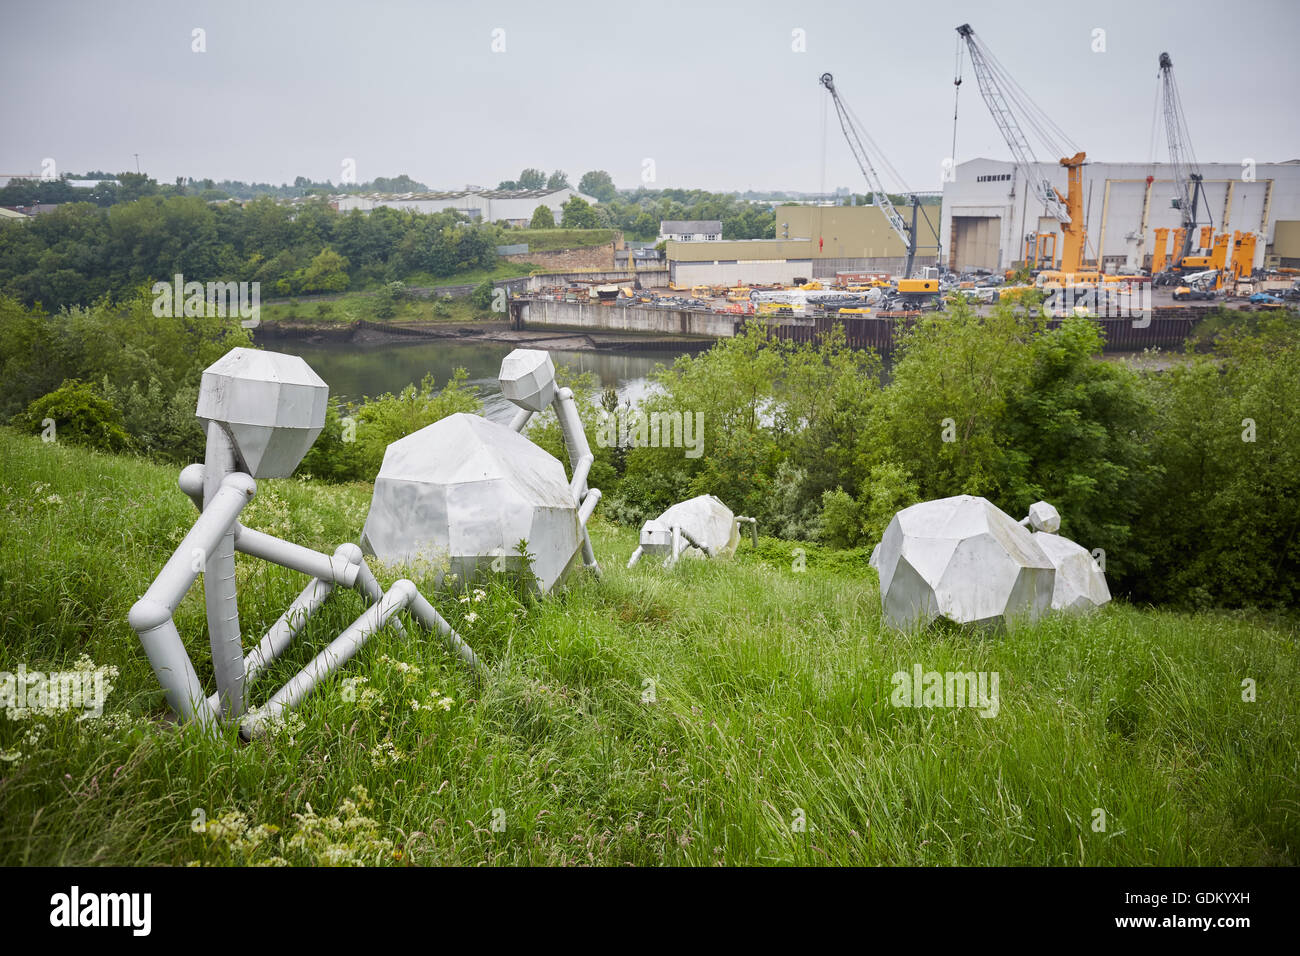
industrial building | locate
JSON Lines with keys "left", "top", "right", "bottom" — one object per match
{"left": 667, "top": 203, "right": 930, "bottom": 286}
{"left": 658, "top": 220, "right": 723, "bottom": 242}
{"left": 940, "top": 158, "right": 1300, "bottom": 273}
{"left": 332, "top": 186, "right": 595, "bottom": 226}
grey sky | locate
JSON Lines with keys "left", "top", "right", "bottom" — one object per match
{"left": 3, "top": 0, "right": 1297, "bottom": 194}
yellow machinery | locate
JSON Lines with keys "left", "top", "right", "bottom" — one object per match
{"left": 1058, "top": 152, "right": 1087, "bottom": 276}
{"left": 897, "top": 278, "right": 939, "bottom": 294}
{"left": 1232, "top": 233, "right": 1258, "bottom": 280}
{"left": 1152, "top": 228, "right": 1170, "bottom": 274}
{"left": 1024, "top": 233, "right": 1058, "bottom": 270}
{"left": 1199, "top": 226, "right": 1213, "bottom": 249}
{"left": 1171, "top": 228, "right": 1187, "bottom": 266}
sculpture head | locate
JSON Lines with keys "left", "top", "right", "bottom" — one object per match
{"left": 195, "top": 347, "right": 328, "bottom": 478}
{"left": 1024, "top": 501, "right": 1061, "bottom": 534}
{"left": 498, "top": 349, "right": 557, "bottom": 412}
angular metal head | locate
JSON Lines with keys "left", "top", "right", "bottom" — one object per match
{"left": 638, "top": 519, "right": 673, "bottom": 557}
{"left": 498, "top": 349, "right": 557, "bottom": 412}
{"left": 1025, "top": 500, "right": 1061, "bottom": 534}
{"left": 196, "top": 347, "right": 328, "bottom": 478}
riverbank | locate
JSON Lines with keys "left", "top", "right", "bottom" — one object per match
{"left": 255, "top": 317, "right": 716, "bottom": 353}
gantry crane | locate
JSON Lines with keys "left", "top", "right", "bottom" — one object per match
{"left": 819, "top": 72, "right": 937, "bottom": 279}
{"left": 956, "top": 24, "right": 1087, "bottom": 276}
{"left": 1158, "top": 51, "right": 1205, "bottom": 266}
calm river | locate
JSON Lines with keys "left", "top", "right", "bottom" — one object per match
{"left": 269, "top": 339, "right": 690, "bottom": 424}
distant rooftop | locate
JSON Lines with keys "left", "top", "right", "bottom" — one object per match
{"left": 660, "top": 219, "right": 722, "bottom": 233}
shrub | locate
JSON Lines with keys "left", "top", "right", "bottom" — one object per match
{"left": 14, "top": 381, "right": 132, "bottom": 453}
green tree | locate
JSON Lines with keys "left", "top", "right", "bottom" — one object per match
{"left": 560, "top": 196, "right": 599, "bottom": 229}
{"left": 517, "top": 169, "right": 546, "bottom": 190}
{"left": 546, "top": 170, "right": 569, "bottom": 190}
{"left": 578, "top": 170, "right": 617, "bottom": 203}
{"left": 529, "top": 205, "right": 555, "bottom": 229}
{"left": 297, "top": 248, "right": 350, "bottom": 293}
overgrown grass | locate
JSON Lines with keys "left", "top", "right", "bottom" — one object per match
{"left": 0, "top": 427, "right": 1295, "bottom": 865}
{"left": 501, "top": 228, "right": 615, "bottom": 252}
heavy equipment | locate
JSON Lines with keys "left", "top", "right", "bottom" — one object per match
{"left": 1158, "top": 52, "right": 1205, "bottom": 265}
{"left": 956, "top": 23, "right": 1087, "bottom": 277}
{"left": 819, "top": 72, "right": 940, "bottom": 278}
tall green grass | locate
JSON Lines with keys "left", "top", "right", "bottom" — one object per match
{"left": 0, "top": 427, "right": 1294, "bottom": 865}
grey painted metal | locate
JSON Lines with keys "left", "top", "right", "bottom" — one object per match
{"left": 202, "top": 422, "right": 246, "bottom": 718}
{"left": 508, "top": 407, "right": 534, "bottom": 433}
{"left": 870, "top": 494, "right": 1055, "bottom": 631}
{"left": 1032, "top": 531, "right": 1111, "bottom": 613}
{"left": 243, "top": 576, "right": 334, "bottom": 685}
{"left": 128, "top": 472, "right": 256, "bottom": 727}
{"left": 362, "top": 412, "right": 586, "bottom": 594}
{"left": 736, "top": 515, "right": 759, "bottom": 548}
{"left": 1019, "top": 501, "right": 1110, "bottom": 613}
{"left": 627, "top": 495, "right": 741, "bottom": 569}
{"left": 408, "top": 590, "right": 482, "bottom": 673}
{"left": 195, "top": 347, "right": 328, "bottom": 478}
{"left": 499, "top": 349, "right": 602, "bottom": 575}
{"left": 240, "top": 579, "right": 421, "bottom": 738}
{"left": 363, "top": 348, "right": 605, "bottom": 594}
{"left": 1020, "top": 500, "right": 1061, "bottom": 533}
{"left": 131, "top": 347, "right": 477, "bottom": 739}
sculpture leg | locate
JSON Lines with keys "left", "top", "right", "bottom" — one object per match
{"left": 202, "top": 422, "right": 247, "bottom": 720}
{"left": 129, "top": 472, "right": 256, "bottom": 731}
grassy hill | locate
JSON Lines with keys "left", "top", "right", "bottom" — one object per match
{"left": 0, "top": 426, "right": 1295, "bottom": 866}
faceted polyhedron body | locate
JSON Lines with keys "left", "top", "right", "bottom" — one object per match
{"left": 642, "top": 494, "right": 740, "bottom": 560}
{"left": 870, "top": 495, "right": 1055, "bottom": 631}
{"left": 361, "top": 413, "right": 582, "bottom": 593}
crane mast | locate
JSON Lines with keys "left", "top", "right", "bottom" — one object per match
{"left": 1158, "top": 52, "right": 1203, "bottom": 263}
{"left": 818, "top": 72, "right": 918, "bottom": 277}
{"left": 956, "top": 23, "right": 1087, "bottom": 275}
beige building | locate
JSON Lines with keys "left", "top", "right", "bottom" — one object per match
{"left": 667, "top": 203, "right": 939, "bottom": 285}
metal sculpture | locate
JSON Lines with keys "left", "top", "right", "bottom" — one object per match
{"left": 361, "top": 349, "right": 602, "bottom": 594}
{"left": 128, "top": 348, "right": 479, "bottom": 739}
{"left": 1019, "top": 501, "right": 1111, "bottom": 612}
{"left": 627, "top": 494, "right": 757, "bottom": 568}
{"left": 870, "top": 494, "right": 1055, "bottom": 631}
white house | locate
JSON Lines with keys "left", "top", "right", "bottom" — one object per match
{"left": 658, "top": 219, "right": 723, "bottom": 242}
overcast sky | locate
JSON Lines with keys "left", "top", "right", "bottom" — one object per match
{"left": 3, "top": 0, "right": 1297, "bottom": 194}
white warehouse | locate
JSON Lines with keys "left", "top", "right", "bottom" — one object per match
{"left": 332, "top": 187, "right": 596, "bottom": 226}
{"left": 939, "top": 158, "right": 1300, "bottom": 273}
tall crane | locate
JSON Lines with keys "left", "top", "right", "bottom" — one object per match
{"left": 955, "top": 23, "right": 1087, "bottom": 276}
{"left": 1158, "top": 52, "right": 1204, "bottom": 264}
{"left": 819, "top": 72, "right": 933, "bottom": 278}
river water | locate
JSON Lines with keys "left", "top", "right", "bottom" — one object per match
{"left": 272, "top": 339, "right": 690, "bottom": 423}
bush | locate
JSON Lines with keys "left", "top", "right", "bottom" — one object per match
{"left": 14, "top": 381, "right": 132, "bottom": 453}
